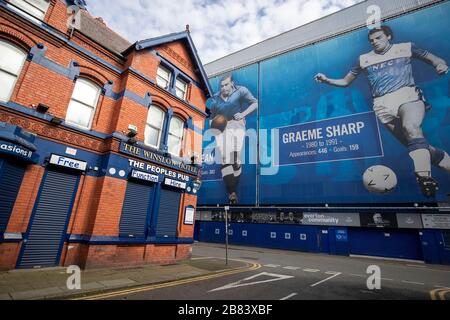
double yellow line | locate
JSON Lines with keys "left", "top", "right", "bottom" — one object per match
{"left": 430, "top": 288, "right": 450, "bottom": 300}
{"left": 72, "top": 262, "right": 261, "bottom": 300}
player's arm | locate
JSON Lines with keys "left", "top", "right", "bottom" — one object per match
{"left": 412, "top": 44, "right": 449, "bottom": 75}
{"left": 239, "top": 101, "right": 258, "bottom": 118}
{"left": 422, "top": 53, "right": 448, "bottom": 74}
{"left": 234, "top": 87, "right": 258, "bottom": 120}
{"left": 314, "top": 71, "right": 357, "bottom": 87}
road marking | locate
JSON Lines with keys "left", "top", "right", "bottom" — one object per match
{"left": 439, "top": 289, "right": 450, "bottom": 300}
{"left": 430, "top": 288, "right": 450, "bottom": 300}
{"left": 209, "top": 272, "right": 294, "bottom": 292}
{"left": 402, "top": 281, "right": 425, "bottom": 286}
{"left": 74, "top": 262, "right": 261, "bottom": 300}
{"left": 325, "top": 271, "right": 341, "bottom": 275}
{"left": 280, "top": 293, "right": 298, "bottom": 301}
{"left": 264, "top": 264, "right": 281, "bottom": 268}
{"left": 406, "top": 264, "right": 427, "bottom": 268}
{"left": 434, "top": 285, "right": 449, "bottom": 288}
{"left": 191, "top": 257, "right": 214, "bottom": 260}
{"left": 283, "top": 266, "right": 301, "bottom": 270}
{"left": 310, "top": 273, "right": 342, "bottom": 287}
{"left": 303, "top": 269, "right": 320, "bottom": 273}
{"left": 380, "top": 278, "right": 394, "bottom": 281}
{"left": 349, "top": 274, "right": 365, "bottom": 278}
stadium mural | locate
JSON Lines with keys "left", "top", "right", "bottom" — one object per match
{"left": 200, "top": 2, "right": 450, "bottom": 205}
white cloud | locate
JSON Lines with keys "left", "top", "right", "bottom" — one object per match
{"left": 87, "top": 0, "right": 362, "bottom": 64}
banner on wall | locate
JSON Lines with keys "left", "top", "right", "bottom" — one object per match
{"left": 422, "top": 214, "right": 450, "bottom": 229}
{"left": 199, "top": 65, "right": 259, "bottom": 206}
{"left": 200, "top": 2, "right": 450, "bottom": 206}
{"left": 360, "top": 213, "right": 398, "bottom": 228}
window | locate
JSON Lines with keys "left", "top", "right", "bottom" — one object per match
{"left": 7, "top": 0, "right": 50, "bottom": 21}
{"left": 0, "top": 40, "right": 27, "bottom": 102}
{"left": 65, "top": 78, "right": 101, "bottom": 129}
{"left": 175, "top": 78, "right": 187, "bottom": 100}
{"left": 156, "top": 65, "right": 171, "bottom": 89}
{"left": 167, "top": 117, "right": 184, "bottom": 156}
{"left": 145, "top": 106, "right": 165, "bottom": 148}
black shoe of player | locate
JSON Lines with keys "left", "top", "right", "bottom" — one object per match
{"left": 416, "top": 174, "right": 439, "bottom": 197}
{"left": 229, "top": 192, "right": 238, "bottom": 205}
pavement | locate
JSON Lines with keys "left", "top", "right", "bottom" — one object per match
{"left": 0, "top": 255, "right": 249, "bottom": 300}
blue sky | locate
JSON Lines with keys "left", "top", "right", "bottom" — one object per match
{"left": 87, "top": 0, "right": 362, "bottom": 64}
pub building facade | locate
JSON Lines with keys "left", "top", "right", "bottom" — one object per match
{"left": 0, "top": 0, "right": 211, "bottom": 270}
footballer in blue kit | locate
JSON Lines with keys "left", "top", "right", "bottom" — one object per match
{"left": 315, "top": 26, "right": 450, "bottom": 197}
{"left": 209, "top": 74, "right": 258, "bottom": 204}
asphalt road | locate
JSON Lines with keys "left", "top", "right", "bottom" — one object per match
{"left": 90, "top": 242, "right": 450, "bottom": 300}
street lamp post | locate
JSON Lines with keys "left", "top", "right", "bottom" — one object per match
{"left": 224, "top": 206, "right": 229, "bottom": 266}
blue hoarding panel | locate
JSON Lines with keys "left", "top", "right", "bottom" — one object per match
{"left": 196, "top": 221, "right": 319, "bottom": 253}
{"left": 349, "top": 228, "right": 423, "bottom": 261}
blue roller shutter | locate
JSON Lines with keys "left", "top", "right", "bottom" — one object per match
{"left": 119, "top": 181, "right": 154, "bottom": 238}
{"left": 156, "top": 189, "right": 181, "bottom": 238}
{"left": 18, "top": 169, "right": 80, "bottom": 269}
{"left": 0, "top": 160, "right": 26, "bottom": 233}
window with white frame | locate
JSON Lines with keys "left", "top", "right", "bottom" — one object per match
{"left": 175, "top": 78, "right": 187, "bottom": 101}
{"left": 0, "top": 40, "right": 27, "bottom": 102}
{"left": 156, "top": 65, "right": 171, "bottom": 89}
{"left": 65, "top": 78, "right": 101, "bottom": 129}
{"left": 145, "top": 106, "right": 165, "bottom": 148}
{"left": 7, "top": 0, "right": 50, "bottom": 21}
{"left": 167, "top": 117, "right": 184, "bottom": 156}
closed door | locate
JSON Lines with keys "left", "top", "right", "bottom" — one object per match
{"left": 17, "top": 169, "right": 80, "bottom": 269}
{"left": 156, "top": 188, "right": 181, "bottom": 238}
{"left": 0, "top": 159, "right": 26, "bottom": 233}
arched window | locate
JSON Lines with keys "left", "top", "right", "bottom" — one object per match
{"left": 7, "top": 0, "right": 50, "bottom": 21}
{"left": 65, "top": 78, "right": 101, "bottom": 130}
{"left": 0, "top": 40, "right": 27, "bottom": 102}
{"left": 167, "top": 117, "right": 184, "bottom": 156}
{"left": 145, "top": 106, "right": 165, "bottom": 149}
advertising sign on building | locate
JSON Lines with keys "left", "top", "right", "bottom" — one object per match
{"left": 130, "top": 170, "right": 159, "bottom": 183}
{"left": 396, "top": 214, "right": 423, "bottom": 229}
{"left": 422, "top": 214, "right": 450, "bottom": 229}
{"left": 360, "top": 213, "right": 398, "bottom": 228}
{"left": 49, "top": 154, "right": 87, "bottom": 172}
{"left": 300, "top": 213, "right": 361, "bottom": 227}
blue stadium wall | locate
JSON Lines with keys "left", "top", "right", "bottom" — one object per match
{"left": 198, "top": 2, "right": 450, "bottom": 264}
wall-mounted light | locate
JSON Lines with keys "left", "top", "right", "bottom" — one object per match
{"left": 36, "top": 103, "right": 49, "bottom": 113}
{"left": 127, "top": 124, "right": 138, "bottom": 138}
{"left": 127, "top": 137, "right": 137, "bottom": 145}
{"left": 50, "top": 116, "right": 63, "bottom": 125}
{"left": 193, "top": 177, "right": 202, "bottom": 193}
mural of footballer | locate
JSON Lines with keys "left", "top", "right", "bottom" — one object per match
{"left": 315, "top": 26, "right": 450, "bottom": 197}
{"left": 208, "top": 74, "right": 258, "bottom": 204}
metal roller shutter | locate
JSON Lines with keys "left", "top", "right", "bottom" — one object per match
{"left": 18, "top": 170, "right": 79, "bottom": 269}
{"left": 0, "top": 160, "right": 26, "bottom": 233}
{"left": 156, "top": 189, "right": 181, "bottom": 238}
{"left": 119, "top": 181, "right": 154, "bottom": 238}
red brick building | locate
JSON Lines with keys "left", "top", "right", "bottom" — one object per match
{"left": 0, "top": 0, "right": 211, "bottom": 270}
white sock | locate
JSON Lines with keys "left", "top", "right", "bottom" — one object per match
{"left": 438, "top": 152, "right": 450, "bottom": 174}
{"left": 409, "top": 149, "right": 431, "bottom": 177}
